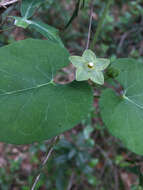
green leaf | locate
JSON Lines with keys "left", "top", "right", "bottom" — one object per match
{"left": 12, "top": 17, "right": 63, "bottom": 46}
{"left": 21, "top": 0, "right": 43, "bottom": 19}
{"left": 99, "top": 58, "right": 143, "bottom": 155}
{"left": 29, "top": 20, "right": 64, "bottom": 47}
{"left": 0, "top": 39, "right": 93, "bottom": 144}
{"left": 14, "top": 0, "right": 63, "bottom": 46}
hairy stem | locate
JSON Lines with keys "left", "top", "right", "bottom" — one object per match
{"left": 90, "top": 0, "right": 113, "bottom": 50}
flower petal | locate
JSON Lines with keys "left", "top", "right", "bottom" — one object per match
{"left": 69, "top": 56, "right": 85, "bottom": 67}
{"left": 76, "top": 68, "right": 89, "bottom": 81}
{"left": 82, "top": 49, "right": 96, "bottom": 62}
{"left": 90, "top": 71, "right": 104, "bottom": 85}
{"left": 96, "top": 58, "right": 110, "bottom": 71}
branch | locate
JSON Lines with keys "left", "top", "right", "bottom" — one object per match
{"left": 64, "top": 0, "right": 81, "bottom": 30}
{"left": 31, "top": 136, "right": 58, "bottom": 190}
{"left": 0, "top": 0, "right": 19, "bottom": 8}
{"left": 67, "top": 172, "right": 75, "bottom": 190}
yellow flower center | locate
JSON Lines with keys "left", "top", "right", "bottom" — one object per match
{"left": 87, "top": 62, "right": 94, "bottom": 69}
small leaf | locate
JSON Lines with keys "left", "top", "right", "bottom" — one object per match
{"left": 12, "top": 16, "right": 63, "bottom": 47}
{"left": 21, "top": 0, "right": 43, "bottom": 19}
{"left": 29, "top": 20, "right": 64, "bottom": 47}
{"left": 99, "top": 58, "right": 143, "bottom": 155}
{"left": 0, "top": 39, "right": 93, "bottom": 144}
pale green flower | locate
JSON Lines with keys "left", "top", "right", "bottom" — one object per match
{"left": 69, "top": 49, "right": 110, "bottom": 85}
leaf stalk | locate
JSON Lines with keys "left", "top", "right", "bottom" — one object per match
{"left": 90, "top": 0, "right": 113, "bottom": 50}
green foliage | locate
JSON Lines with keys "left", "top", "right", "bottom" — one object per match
{"left": 29, "top": 20, "right": 64, "bottom": 46}
{"left": 1, "top": 0, "right": 143, "bottom": 155}
{"left": 0, "top": 38, "right": 93, "bottom": 144}
{"left": 100, "top": 58, "right": 143, "bottom": 154}
{"left": 44, "top": 126, "right": 98, "bottom": 190}
{"left": 0, "top": 0, "right": 143, "bottom": 189}
{"left": 13, "top": 0, "right": 63, "bottom": 46}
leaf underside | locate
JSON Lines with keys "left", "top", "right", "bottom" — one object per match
{"left": 100, "top": 58, "right": 143, "bottom": 155}
{"left": 0, "top": 39, "right": 93, "bottom": 144}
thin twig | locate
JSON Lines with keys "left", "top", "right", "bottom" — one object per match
{"left": 96, "top": 144, "right": 119, "bottom": 190}
{"left": 117, "top": 31, "right": 130, "bottom": 54}
{"left": 114, "top": 166, "right": 119, "bottom": 190}
{"left": 96, "top": 144, "right": 113, "bottom": 166}
{"left": 85, "top": 4, "right": 93, "bottom": 50}
{"left": 31, "top": 136, "right": 58, "bottom": 190}
{"left": 64, "top": 0, "right": 80, "bottom": 30}
{"left": 0, "top": 0, "right": 19, "bottom": 7}
{"left": 90, "top": 0, "right": 113, "bottom": 50}
{"left": 117, "top": 27, "right": 143, "bottom": 54}
{"left": 67, "top": 172, "right": 75, "bottom": 190}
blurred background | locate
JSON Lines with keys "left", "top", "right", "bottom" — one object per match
{"left": 0, "top": 0, "right": 143, "bottom": 189}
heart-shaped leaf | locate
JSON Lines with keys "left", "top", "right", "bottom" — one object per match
{"left": 100, "top": 58, "right": 143, "bottom": 155}
{"left": 0, "top": 39, "right": 93, "bottom": 144}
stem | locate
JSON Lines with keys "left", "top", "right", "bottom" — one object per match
{"left": 85, "top": 4, "right": 93, "bottom": 50}
{"left": 90, "top": 0, "right": 113, "bottom": 50}
{"left": 30, "top": 136, "right": 58, "bottom": 190}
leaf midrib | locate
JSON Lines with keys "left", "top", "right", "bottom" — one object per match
{"left": 0, "top": 81, "right": 53, "bottom": 96}
{"left": 24, "top": 0, "right": 35, "bottom": 19}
